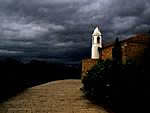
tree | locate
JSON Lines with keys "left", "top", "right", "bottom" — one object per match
{"left": 112, "top": 38, "right": 122, "bottom": 65}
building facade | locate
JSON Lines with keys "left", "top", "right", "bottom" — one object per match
{"left": 81, "top": 33, "right": 150, "bottom": 79}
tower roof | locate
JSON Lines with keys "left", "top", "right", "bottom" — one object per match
{"left": 92, "top": 27, "right": 101, "bottom": 36}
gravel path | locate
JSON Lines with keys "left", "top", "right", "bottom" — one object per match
{"left": 0, "top": 79, "right": 108, "bottom": 113}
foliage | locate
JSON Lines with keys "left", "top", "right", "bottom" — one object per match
{"left": 112, "top": 38, "right": 122, "bottom": 65}
{"left": 82, "top": 60, "right": 114, "bottom": 105}
{"left": 82, "top": 59, "right": 144, "bottom": 112}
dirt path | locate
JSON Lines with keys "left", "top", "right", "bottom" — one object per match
{"left": 0, "top": 79, "right": 108, "bottom": 113}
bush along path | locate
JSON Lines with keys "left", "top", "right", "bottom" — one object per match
{"left": 82, "top": 59, "right": 148, "bottom": 113}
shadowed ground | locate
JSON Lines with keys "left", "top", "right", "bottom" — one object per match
{"left": 0, "top": 80, "right": 108, "bottom": 113}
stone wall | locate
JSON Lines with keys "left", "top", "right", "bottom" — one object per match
{"left": 81, "top": 59, "right": 98, "bottom": 80}
{"left": 101, "top": 46, "right": 113, "bottom": 60}
{"left": 121, "top": 41, "right": 149, "bottom": 64}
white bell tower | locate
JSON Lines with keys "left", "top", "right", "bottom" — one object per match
{"left": 91, "top": 26, "right": 102, "bottom": 59}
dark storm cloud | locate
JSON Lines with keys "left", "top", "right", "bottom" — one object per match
{"left": 0, "top": 0, "right": 150, "bottom": 62}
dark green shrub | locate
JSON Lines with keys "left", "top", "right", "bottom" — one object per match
{"left": 82, "top": 60, "right": 114, "bottom": 106}
{"left": 82, "top": 59, "right": 143, "bottom": 112}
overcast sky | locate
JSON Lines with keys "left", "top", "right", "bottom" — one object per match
{"left": 0, "top": 0, "right": 150, "bottom": 63}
